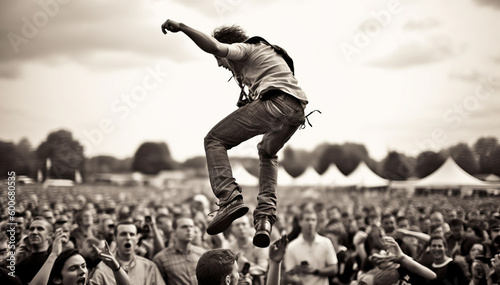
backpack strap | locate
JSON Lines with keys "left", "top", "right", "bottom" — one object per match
{"left": 244, "top": 36, "right": 295, "bottom": 75}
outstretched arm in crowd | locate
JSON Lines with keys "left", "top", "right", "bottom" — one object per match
{"left": 161, "top": 19, "right": 229, "bottom": 57}
{"left": 395, "top": 228, "right": 430, "bottom": 243}
{"left": 383, "top": 236, "right": 436, "bottom": 281}
{"left": 266, "top": 235, "right": 288, "bottom": 285}
{"left": 30, "top": 228, "right": 64, "bottom": 285}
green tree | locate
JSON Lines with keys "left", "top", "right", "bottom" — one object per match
{"left": 446, "top": 143, "right": 479, "bottom": 175}
{"left": 281, "top": 147, "right": 309, "bottom": 177}
{"left": 382, "top": 151, "right": 413, "bottom": 180}
{"left": 86, "top": 155, "right": 132, "bottom": 174}
{"left": 132, "top": 142, "right": 177, "bottom": 175}
{"left": 415, "top": 151, "right": 446, "bottom": 178}
{"left": 473, "top": 137, "right": 498, "bottom": 174}
{"left": 490, "top": 145, "right": 500, "bottom": 176}
{"left": 36, "top": 130, "right": 85, "bottom": 180}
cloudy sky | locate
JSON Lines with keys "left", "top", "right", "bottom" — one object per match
{"left": 1, "top": 0, "right": 499, "bottom": 162}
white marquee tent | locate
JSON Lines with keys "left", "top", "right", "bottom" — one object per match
{"left": 345, "top": 161, "right": 389, "bottom": 188}
{"left": 294, "top": 166, "right": 323, "bottom": 187}
{"left": 320, "top": 164, "right": 353, "bottom": 187}
{"left": 414, "top": 157, "right": 495, "bottom": 189}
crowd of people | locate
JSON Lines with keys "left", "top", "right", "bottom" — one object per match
{"left": 1, "top": 184, "right": 500, "bottom": 285}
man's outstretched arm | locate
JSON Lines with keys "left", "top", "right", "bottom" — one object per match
{"left": 161, "top": 19, "right": 228, "bottom": 57}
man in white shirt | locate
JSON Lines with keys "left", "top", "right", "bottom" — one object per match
{"left": 284, "top": 208, "right": 338, "bottom": 285}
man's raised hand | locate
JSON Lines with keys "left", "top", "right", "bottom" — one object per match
{"left": 161, "top": 19, "right": 181, "bottom": 34}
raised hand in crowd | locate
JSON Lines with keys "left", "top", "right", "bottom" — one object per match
{"left": 93, "top": 241, "right": 131, "bottom": 285}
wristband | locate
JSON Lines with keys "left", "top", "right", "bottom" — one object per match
{"left": 113, "top": 264, "right": 121, "bottom": 272}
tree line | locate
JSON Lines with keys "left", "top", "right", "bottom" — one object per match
{"left": 0, "top": 129, "right": 499, "bottom": 181}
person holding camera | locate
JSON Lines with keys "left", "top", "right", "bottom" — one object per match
{"left": 161, "top": 19, "right": 309, "bottom": 248}
{"left": 284, "top": 208, "right": 338, "bottom": 285}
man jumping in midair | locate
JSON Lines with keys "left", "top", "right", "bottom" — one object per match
{"left": 161, "top": 19, "right": 308, "bottom": 248}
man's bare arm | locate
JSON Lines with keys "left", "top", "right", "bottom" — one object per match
{"left": 161, "top": 19, "right": 228, "bottom": 57}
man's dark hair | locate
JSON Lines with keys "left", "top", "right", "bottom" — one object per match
{"left": 449, "top": 218, "right": 465, "bottom": 229}
{"left": 196, "top": 249, "right": 237, "bottom": 285}
{"left": 212, "top": 25, "right": 248, "bottom": 44}
{"left": 396, "top": 216, "right": 408, "bottom": 224}
{"left": 172, "top": 216, "right": 193, "bottom": 230}
{"left": 114, "top": 221, "right": 136, "bottom": 236}
{"left": 381, "top": 213, "right": 395, "bottom": 221}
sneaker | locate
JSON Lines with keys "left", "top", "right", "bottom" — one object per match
{"left": 206, "top": 198, "right": 249, "bottom": 235}
{"left": 253, "top": 218, "right": 272, "bottom": 248}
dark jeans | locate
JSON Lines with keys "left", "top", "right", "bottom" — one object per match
{"left": 204, "top": 91, "right": 305, "bottom": 225}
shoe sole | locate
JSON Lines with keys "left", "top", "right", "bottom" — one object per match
{"left": 206, "top": 204, "right": 249, "bottom": 235}
{"left": 253, "top": 230, "right": 270, "bottom": 248}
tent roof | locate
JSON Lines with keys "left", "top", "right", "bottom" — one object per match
{"left": 346, "top": 161, "right": 388, "bottom": 188}
{"left": 320, "top": 164, "right": 354, "bottom": 187}
{"left": 414, "top": 157, "right": 491, "bottom": 187}
{"left": 294, "top": 166, "right": 322, "bottom": 186}
{"left": 278, "top": 166, "right": 295, "bottom": 187}
{"left": 233, "top": 163, "right": 258, "bottom": 186}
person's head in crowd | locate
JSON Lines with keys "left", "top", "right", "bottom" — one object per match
{"left": 79, "top": 237, "right": 104, "bottom": 262}
{"left": 314, "top": 202, "right": 328, "bottom": 224}
{"left": 0, "top": 232, "right": 9, "bottom": 267}
{"left": 172, "top": 216, "right": 196, "bottom": 246}
{"left": 492, "top": 236, "right": 500, "bottom": 255}
{"left": 429, "top": 235, "right": 449, "bottom": 263}
{"left": 449, "top": 218, "right": 465, "bottom": 241}
{"left": 41, "top": 208, "right": 56, "bottom": 225}
{"left": 457, "top": 209, "right": 466, "bottom": 221}
{"left": 99, "top": 216, "right": 115, "bottom": 241}
{"left": 196, "top": 248, "right": 239, "bottom": 285}
{"left": 192, "top": 194, "right": 210, "bottom": 213}
{"left": 355, "top": 214, "right": 367, "bottom": 231}
{"left": 420, "top": 215, "right": 431, "bottom": 234}
{"left": 341, "top": 211, "right": 351, "bottom": 227}
{"left": 366, "top": 213, "right": 380, "bottom": 227}
{"left": 489, "top": 219, "right": 500, "bottom": 241}
{"left": 468, "top": 210, "right": 481, "bottom": 221}
{"left": 396, "top": 216, "right": 410, "bottom": 230}
{"left": 430, "top": 224, "right": 444, "bottom": 237}
{"left": 54, "top": 219, "right": 72, "bottom": 248}
{"left": 231, "top": 215, "right": 252, "bottom": 241}
{"left": 132, "top": 213, "right": 145, "bottom": 233}
{"left": 13, "top": 212, "right": 26, "bottom": 237}
{"left": 324, "top": 219, "right": 348, "bottom": 249}
{"left": 114, "top": 221, "right": 138, "bottom": 260}
{"left": 156, "top": 213, "right": 173, "bottom": 241}
{"left": 274, "top": 213, "right": 288, "bottom": 235}
{"left": 327, "top": 205, "right": 342, "bottom": 221}
{"left": 75, "top": 195, "right": 87, "bottom": 208}
{"left": 446, "top": 209, "right": 458, "bottom": 222}
{"left": 117, "top": 205, "right": 131, "bottom": 221}
{"left": 75, "top": 209, "right": 94, "bottom": 228}
{"left": 430, "top": 211, "right": 445, "bottom": 228}
{"left": 466, "top": 219, "right": 485, "bottom": 240}
{"left": 465, "top": 242, "right": 485, "bottom": 261}
{"left": 381, "top": 213, "right": 396, "bottom": 234}
{"left": 299, "top": 207, "right": 318, "bottom": 238}
{"left": 24, "top": 210, "right": 33, "bottom": 226}
{"left": 48, "top": 248, "right": 87, "bottom": 285}
{"left": 29, "top": 217, "right": 54, "bottom": 252}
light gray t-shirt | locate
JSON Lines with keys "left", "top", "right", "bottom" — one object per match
{"left": 225, "top": 42, "right": 308, "bottom": 105}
